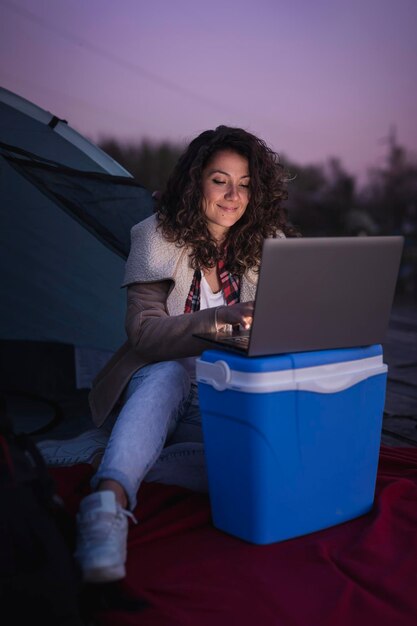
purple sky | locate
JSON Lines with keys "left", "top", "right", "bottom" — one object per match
{"left": 1, "top": 0, "right": 416, "bottom": 185}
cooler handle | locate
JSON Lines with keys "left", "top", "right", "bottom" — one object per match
{"left": 196, "top": 359, "right": 231, "bottom": 391}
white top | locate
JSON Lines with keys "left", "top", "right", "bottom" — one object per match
{"left": 200, "top": 274, "right": 226, "bottom": 310}
{"left": 177, "top": 274, "right": 226, "bottom": 381}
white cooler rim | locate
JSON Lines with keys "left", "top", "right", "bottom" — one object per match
{"left": 196, "top": 355, "right": 387, "bottom": 393}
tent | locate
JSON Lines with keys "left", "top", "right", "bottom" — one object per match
{"left": 0, "top": 87, "right": 154, "bottom": 432}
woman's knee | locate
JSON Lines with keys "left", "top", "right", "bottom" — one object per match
{"left": 143, "top": 361, "right": 191, "bottom": 392}
{"left": 125, "top": 361, "right": 191, "bottom": 406}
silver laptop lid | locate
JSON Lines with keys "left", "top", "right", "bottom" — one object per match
{"left": 248, "top": 235, "right": 404, "bottom": 356}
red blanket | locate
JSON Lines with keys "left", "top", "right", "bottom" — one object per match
{"left": 51, "top": 446, "right": 417, "bottom": 626}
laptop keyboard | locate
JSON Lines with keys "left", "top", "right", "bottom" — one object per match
{"left": 222, "top": 335, "right": 249, "bottom": 348}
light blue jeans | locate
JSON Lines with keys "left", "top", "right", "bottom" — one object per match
{"left": 91, "top": 361, "right": 208, "bottom": 509}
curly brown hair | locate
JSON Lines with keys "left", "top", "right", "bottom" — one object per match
{"left": 157, "top": 125, "right": 300, "bottom": 275}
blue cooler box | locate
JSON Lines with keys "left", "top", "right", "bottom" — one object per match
{"left": 196, "top": 345, "right": 387, "bottom": 544}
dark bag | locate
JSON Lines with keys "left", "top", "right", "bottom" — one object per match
{"left": 0, "top": 395, "right": 85, "bottom": 626}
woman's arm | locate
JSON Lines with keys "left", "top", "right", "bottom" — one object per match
{"left": 126, "top": 281, "right": 255, "bottom": 362}
{"left": 125, "top": 281, "right": 217, "bottom": 361}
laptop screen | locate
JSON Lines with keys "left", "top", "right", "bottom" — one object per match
{"left": 194, "top": 236, "right": 404, "bottom": 357}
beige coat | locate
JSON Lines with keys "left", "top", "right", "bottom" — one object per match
{"left": 89, "top": 215, "right": 259, "bottom": 426}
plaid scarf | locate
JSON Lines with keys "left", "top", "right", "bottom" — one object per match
{"left": 184, "top": 258, "right": 240, "bottom": 313}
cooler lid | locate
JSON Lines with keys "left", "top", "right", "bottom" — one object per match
{"left": 196, "top": 345, "right": 386, "bottom": 393}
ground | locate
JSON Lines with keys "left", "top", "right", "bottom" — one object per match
{"left": 380, "top": 294, "right": 417, "bottom": 446}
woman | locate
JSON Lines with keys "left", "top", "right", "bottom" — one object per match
{"left": 75, "top": 125, "right": 299, "bottom": 583}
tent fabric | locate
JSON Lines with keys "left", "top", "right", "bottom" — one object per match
{"left": 0, "top": 87, "right": 157, "bottom": 431}
{"left": 4, "top": 150, "right": 155, "bottom": 259}
{"left": 51, "top": 445, "right": 417, "bottom": 626}
{"left": 0, "top": 150, "right": 154, "bottom": 353}
{"left": 0, "top": 90, "right": 131, "bottom": 175}
{"left": 1, "top": 151, "right": 122, "bottom": 350}
{"left": 0, "top": 88, "right": 146, "bottom": 352}
{"left": 0, "top": 143, "right": 154, "bottom": 350}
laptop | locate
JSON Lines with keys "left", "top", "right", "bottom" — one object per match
{"left": 193, "top": 236, "right": 404, "bottom": 356}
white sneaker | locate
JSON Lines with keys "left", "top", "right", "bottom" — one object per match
{"left": 74, "top": 491, "right": 137, "bottom": 583}
{"left": 36, "top": 429, "right": 109, "bottom": 466}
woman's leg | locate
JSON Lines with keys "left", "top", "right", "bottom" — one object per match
{"left": 91, "top": 360, "right": 191, "bottom": 510}
{"left": 75, "top": 360, "right": 191, "bottom": 583}
{"left": 144, "top": 382, "right": 209, "bottom": 492}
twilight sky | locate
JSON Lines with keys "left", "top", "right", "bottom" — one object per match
{"left": 1, "top": 0, "right": 416, "bottom": 185}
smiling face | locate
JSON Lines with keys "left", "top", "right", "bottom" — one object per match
{"left": 201, "top": 149, "right": 250, "bottom": 242}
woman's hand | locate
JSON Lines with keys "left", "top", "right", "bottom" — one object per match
{"left": 216, "top": 301, "right": 255, "bottom": 331}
